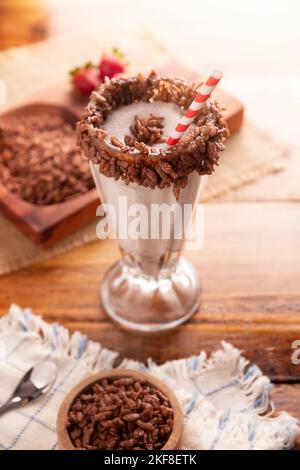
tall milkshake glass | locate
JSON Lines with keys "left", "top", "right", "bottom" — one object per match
{"left": 78, "top": 72, "right": 228, "bottom": 332}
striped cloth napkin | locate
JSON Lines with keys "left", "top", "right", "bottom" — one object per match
{"left": 0, "top": 304, "right": 299, "bottom": 450}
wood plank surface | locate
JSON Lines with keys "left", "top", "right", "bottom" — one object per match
{"left": 0, "top": 0, "right": 299, "bottom": 448}
{"left": 0, "top": 202, "right": 299, "bottom": 382}
{"left": 0, "top": 202, "right": 299, "bottom": 447}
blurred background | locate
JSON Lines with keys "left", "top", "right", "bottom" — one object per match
{"left": 1, "top": 0, "right": 300, "bottom": 200}
{"left": 0, "top": 0, "right": 300, "bottom": 269}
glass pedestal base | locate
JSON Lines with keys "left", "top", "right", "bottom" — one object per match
{"left": 100, "top": 257, "right": 201, "bottom": 333}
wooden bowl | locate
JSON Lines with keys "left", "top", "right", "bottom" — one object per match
{"left": 0, "top": 102, "right": 99, "bottom": 246}
{"left": 57, "top": 369, "right": 184, "bottom": 450}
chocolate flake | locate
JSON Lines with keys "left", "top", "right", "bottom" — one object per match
{"left": 128, "top": 113, "right": 165, "bottom": 146}
{"left": 77, "top": 71, "right": 229, "bottom": 199}
{"left": 0, "top": 112, "right": 93, "bottom": 205}
{"left": 67, "top": 377, "right": 173, "bottom": 450}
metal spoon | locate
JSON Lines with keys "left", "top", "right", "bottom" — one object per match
{"left": 0, "top": 360, "right": 57, "bottom": 417}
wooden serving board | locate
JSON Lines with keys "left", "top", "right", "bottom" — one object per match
{"left": 0, "top": 103, "right": 99, "bottom": 247}
{"left": 0, "top": 63, "right": 244, "bottom": 246}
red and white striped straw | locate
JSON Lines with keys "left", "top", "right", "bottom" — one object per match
{"left": 166, "top": 70, "right": 223, "bottom": 147}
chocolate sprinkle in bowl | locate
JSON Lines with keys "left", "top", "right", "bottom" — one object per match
{"left": 0, "top": 104, "right": 93, "bottom": 206}
{"left": 57, "top": 369, "right": 183, "bottom": 450}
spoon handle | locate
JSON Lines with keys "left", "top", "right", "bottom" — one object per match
{"left": 0, "top": 401, "right": 19, "bottom": 417}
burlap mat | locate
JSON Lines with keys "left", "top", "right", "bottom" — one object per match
{"left": 0, "top": 27, "right": 288, "bottom": 275}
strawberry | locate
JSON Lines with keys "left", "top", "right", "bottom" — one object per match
{"left": 70, "top": 62, "right": 100, "bottom": 95}
{"left": 99, "top": 48, "right": 126, "bottom": 81}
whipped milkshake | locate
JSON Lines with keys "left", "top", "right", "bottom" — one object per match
{"left": 78, "top": 71, "right": 228, "bottom": 331}
{"left": 103, "top": 101, "right": 183, "bottom": 150}
{"left": 91, "top": 100, "right": 204, "bottom": 276}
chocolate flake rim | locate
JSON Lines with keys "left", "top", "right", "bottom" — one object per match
{"left": 77, "top": 71, "right": 229, "bottom": 199}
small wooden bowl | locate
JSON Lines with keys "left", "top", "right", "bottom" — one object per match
{"left": 57, "top": 369, "right": 184, "bottom": 450}
{"left": 0, "top": 102, "right": 99, "bottom": 246}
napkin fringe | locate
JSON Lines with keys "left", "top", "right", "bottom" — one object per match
{"left": 125, "top": 342, "right": 272, "bottom": 415}
{"left": 0, "top": 304, "right": 118, "bottom": 371}
{"left": 182, "top": 401, "right": 299, "bottom": 450}
{"left": 0, "top": 306, "right": 276, "bottom": 418}
{"left": 121, "top": 344, "right": 300, "bottom": 449}
{"left": 200, "top": 341, "right": 274, "bottom": 415}
{"left": 1, "top": 305, "right": 299, "bottom": 450}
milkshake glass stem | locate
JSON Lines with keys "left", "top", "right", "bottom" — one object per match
{"left": 91, "top": 163, "right": 206, "bottom": 333}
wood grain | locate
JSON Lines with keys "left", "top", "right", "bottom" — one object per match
{"left": 0, "top": 202, "right": 299, "bottom": 381}
{"left": 0, "top": 196, "right": 299, "bottom": 447}
{"left": 0, "top": 0, "right": 49, "bottom": 50}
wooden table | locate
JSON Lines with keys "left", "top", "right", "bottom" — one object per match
{"left": 0, "top": 0, "right": 299, "bottom": 449}
{"left": 0, "top": 202, "right": 299, "bottom": 448}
